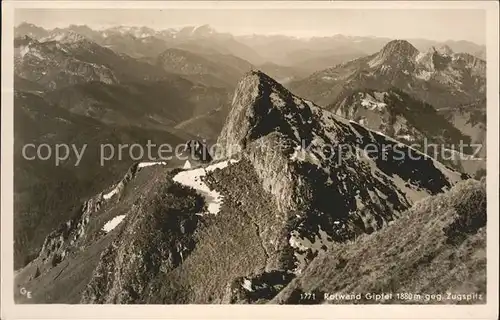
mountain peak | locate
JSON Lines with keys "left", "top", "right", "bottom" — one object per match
{"left": 240, "top": 69, "right": 281, "bottom": 89}
{"left": 231, "top": 69, "right": 289, "bottom": 106}
{"left": 217, "top": 72, "right": 463, "bottom": 260}
{"left": 217, "top": 70, "right": 314, "bottom": 159}
{"left": 194, "top": 24, "right": 215, "bottom": 32}
{"left": 381, "top": 39, "right": 419, "bottom": 56}
{"left": 367, "top": 39, "right": 419, "bottom": 69}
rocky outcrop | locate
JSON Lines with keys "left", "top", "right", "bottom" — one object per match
{"left": 224, "top": 270, "right": 295, "bottom": 304}
{"left": 184, "top": 139, "right": 213, "bottom": 163}
{"left": 38, "top": 194, "right": 103, "bottom": 270}
{"left": 218, "top": 70, "right": 464, "bottom": 272}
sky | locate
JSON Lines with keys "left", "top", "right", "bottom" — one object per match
{"left": 15, "top": 8, "right": 486, "bottom": 45}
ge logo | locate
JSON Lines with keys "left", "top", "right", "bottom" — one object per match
{"left": 20, "top": 287, "right": 32, "bottom": 299}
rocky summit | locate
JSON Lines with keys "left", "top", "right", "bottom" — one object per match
{"left": 328, "top": 88, "right": 485, "bottom": 177}
{"left": 13, "top": 71, "right": 481, "bottom": 304}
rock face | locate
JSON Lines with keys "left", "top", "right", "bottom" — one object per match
{"left": 368, "top": 40, "right": 419, "bottom": 69}
{"left": 328, "top": 88, "right": 485, "bottom": 177}
{"left": 290, "top": 40, "right": 486, "bottom": 109}
{"left": 80, "top": 179, "right": 203, "bottom": 303}
{"left": 37, "top": 194, "right": 103, "bottom": 270}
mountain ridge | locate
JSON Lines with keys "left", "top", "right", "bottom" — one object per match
{"left": 289, "top": 39, "right": 486, "bottom": 109}
{"left": 15, "top": 70, "right": 467, "bottom": 303}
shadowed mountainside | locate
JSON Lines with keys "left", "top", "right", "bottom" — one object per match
{"left": 14, "top": 71, "right": 482, "bottom": 304}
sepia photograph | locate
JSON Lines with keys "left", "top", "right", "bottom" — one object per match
{"left": 1, "top": 1, "right": 498, "bottom": 318}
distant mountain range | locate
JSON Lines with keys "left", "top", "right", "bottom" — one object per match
{"left": 16, "top": 22, "right": 486, "bottom": 74}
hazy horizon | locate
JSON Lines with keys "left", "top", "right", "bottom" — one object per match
{"left": 15, "top": 8, "right": 486, "bottom": 45}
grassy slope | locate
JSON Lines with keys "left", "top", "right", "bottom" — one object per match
{"left": 273, "top": 178, "right": 486, "bottom": 304}
{"left": 15, "top": 159, "right": 286, "bottom": 304}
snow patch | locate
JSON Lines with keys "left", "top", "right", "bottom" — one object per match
{"left": 102, "top": 215, "right": 126, "bottom": 233}
{"left": 367, "top": 54, "right": 384, "bottom": 68}
{"left": 288, "top": 232, "right": 309, "bottom": 251}
{"left": 242, "top": 279, "right": 253, "bottom": 292}
{"left": 397, "top": 134, "right": 415, "bottom": 142}
{"left": 293, "top": 97, "right": 306, "bottom": 109}
{"left": 103, "top": 186, "right": 120, "bottom": 200}
{"left": 45, "top": 32, "right": 87, "bottom": 43}
{"left": 32, "top": 50, "right": 45, "bottom": 60}
{"left": 416, "top": 70, "right": 432, "bottom": 81}
{"left": 289, "top": 144, "right": 322, "bottom": 168}
{"left": 138, "top": 161, "right": 167, "bottom": 169}
{"left": 304, "top": 100, "right": 315, "bottom": 109}
{"left": 321, "top": 76, "right": 336, "bottom": 81}
{"left": 172, "top": 159, "right": 239, "bottom": 215}
{"left": 20, "top": 46, "right": 45, "bottom": 60}
{"left": 289, "top": 226, "right": 336, "bottom": 273}
{"left": 380, "top": 65, "right": 391, "bottom": 72}
{"left": 289, "top": 145, "right": 302, "bottom": 161}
